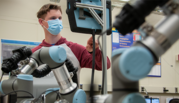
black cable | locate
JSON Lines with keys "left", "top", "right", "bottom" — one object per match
{"left": 89, "top": 26, "right": 113, "bottom": 103}
{"left": 56, "top": 92, "right": 60, "bottom": 100}
{"left": 72, "top": 68, "right": 78, "bottom": 74}
{"left": 90, "top": 30, "right": 96, "bottom": 103}
{"left": 3, "top": 90, "right": 34, "bottom": 98}
{"left": 65, "top": 59, "right": 79, "bottom": 86}
{"left": 97, "top": 26, "right": 113, "bottom": 52}
{"left": 31, "top": 64, "right": 51, "bottom": 78}
{"left": 0, "top": 72, "right": 4, "bottom": 83}
{"left": 11, "top": 78, "right": 33, "bottom": 99}
{"left": 33, "top": 89, "right": 60, "bottom": 102}
{"left": 97, "top": 26, "right": 113, "bottom": 94}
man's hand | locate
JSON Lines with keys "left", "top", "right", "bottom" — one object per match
{"left": 86, "top": 36, "right": 99, "bottom": 53}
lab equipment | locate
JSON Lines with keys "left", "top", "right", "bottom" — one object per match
{"left": 1, "top": 0, "right": 179, "bottom": 102}
{"left": 1, "top": 46, "right": 32, "bottom": 73}
{"left": 113, "top": 0, "right": 169, "bottom": 35}
{"left": 105, "top": 0, "right": 179, "bottom": 102}
{"left": 66, "top": 0, "right": 112, "bottom": 98}
{"left": 1, "top": 46, "right": 86, "bottom": 103}
{"left": 66, "top": 0, "right": 112, "bottom": 35}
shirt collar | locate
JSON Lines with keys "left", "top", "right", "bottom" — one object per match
{"left": 39, "top": 36, "right": 67, "bottom": 47}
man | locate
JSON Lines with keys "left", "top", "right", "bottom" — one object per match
{"left": 32, "top": 3, "right": 110, "bottom": 73}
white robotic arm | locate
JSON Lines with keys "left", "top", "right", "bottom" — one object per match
{"left": 1, "top": 46, "right": 86, "bottom": 103}
{"left": 106, "top": 0, "right": 179, "bottom": 103}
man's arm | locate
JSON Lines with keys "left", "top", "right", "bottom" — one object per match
{"left": 66, "top": 36, "right": 111, "bottom": 70}
{"left": 80, "top": 47, "right": 111, "bottom": 70}
{"left": 68, "top": 41, "right": 111, "bottom": 70}
{"left": 84, "top": 36, "right": 111, "bottom": 70}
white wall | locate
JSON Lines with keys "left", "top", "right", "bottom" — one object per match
{"left": 1, "top": 0, "right": 179, "bottom": 96}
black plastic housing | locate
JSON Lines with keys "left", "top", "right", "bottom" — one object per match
{"left": 1, "top": 46, "right": 32, "bottom": 73}
{"left": 66, "top": 0, "right": 112, "bottom": 35}
{"left": 113, "top": 0, "right": 169, "bottom": 35}
{"left": 31, "top": 65, "right": 52, "bottom": 78}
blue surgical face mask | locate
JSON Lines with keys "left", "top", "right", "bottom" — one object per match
{"left": 43, "top": 19, "right": 63, "bottom": 35}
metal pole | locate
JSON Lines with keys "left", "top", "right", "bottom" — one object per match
{"left": 102, "top": 0, "right": 107, "bottom": 95}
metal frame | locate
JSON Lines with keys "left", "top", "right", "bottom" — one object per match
{"left": 75, "top": 0, "right": 108, "bottom": 94}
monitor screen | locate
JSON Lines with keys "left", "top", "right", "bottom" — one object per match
{"left": 145, "top": 98, "right": 151, "bottom": 103}
{"left": 152, "top": 98, "right": 160, "bottom": 103}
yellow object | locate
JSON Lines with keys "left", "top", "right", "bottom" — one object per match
{"left": 112, "top": 27, "right": 116, "bottom": 31}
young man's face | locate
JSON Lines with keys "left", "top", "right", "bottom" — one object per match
{"left": 41, "top": 9, "right": 62, "bottom": 29}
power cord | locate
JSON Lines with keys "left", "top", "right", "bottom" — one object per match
{"left": 3, "top": 90, "right": 34, "bottom": 98}
{"left": 97, "top": 26, "right": 113, "bottom": 94}
{"left": 89, "top": 26, "right": 113, "bottom": 103}
{"left": 0, "top": 73, "right": 33, "bottom": 99}
{"left": 32, "top": 89, "right": 60, "bottom": 102}
{"left": 90, "top": 30, "right": 96, "bottom": 103}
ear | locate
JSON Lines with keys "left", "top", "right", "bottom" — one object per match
{"left": 38, "top": 18, "right": 43, "bottom": 26}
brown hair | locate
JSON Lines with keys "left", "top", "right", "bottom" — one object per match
{"left": 37, "top": 3, "right": 62, "bottom": 19}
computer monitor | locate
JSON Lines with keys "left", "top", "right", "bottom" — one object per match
{"left": 145, "top": 98, "right": 151, "bottom": 103}
{"left": 152, "top": 98, "right": 160, "bottom": 103}
{"left": 66, "top": 0, "right": 112, "bottom": 35}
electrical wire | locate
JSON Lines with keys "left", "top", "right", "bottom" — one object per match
{"left": 0, "top": 72, "right": 4, "bottom": 82}
{"left": 3, "top": 90, "right": 34, "bottom": 98}
{"left": 89, "top": 27, "right": 113, "bottom": 103}
{"left": 97, "top": 26, "right": 113, "bottom": 51}
{"left": 97, "top": 26, "right": 113, "bottom": 94}
{"left": 33, "top": 89, "right": 60, "bottom": 102}
{"left": 90, "top": 30, "right": 96, "bottom": 103}
{"left": 1, "top": 72, "right": 33, "bottom": 99}
{"left": 56, "top": 92, "right": 60, "bottom": 100}
{"left": 10, "top": 78, "right": 34, "bottom": 98}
